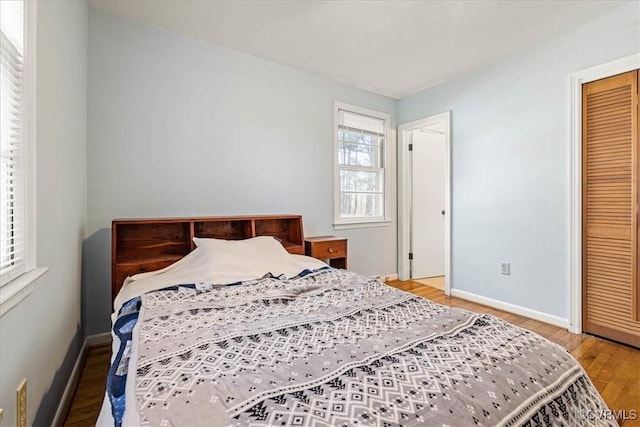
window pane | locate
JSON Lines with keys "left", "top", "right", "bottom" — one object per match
{"left": 340, "top": 193, "right": 383, "bottom": 218}
{"left": 338, "top": 142, "right": 380, "bottom": 167}
{"left": 0, "top": 0, "right": 25, "bottom": 280}
{"left": 340, "top": 169, "right": 382, "bottom": 192}
{"left": 335, "top": 105, "right": 388, "bottom": 223}
{"left": 338, "top": 128, "right": 382, "bottom": 146}
{"left": 0, "top": 0, "right": 24, "bottom": 54}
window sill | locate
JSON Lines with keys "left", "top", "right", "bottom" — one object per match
{"left": 0, "top": 267, "right": 49, "bottom": 317}
{"left": 333, "top": 220, "right": 392, "bottom": 230}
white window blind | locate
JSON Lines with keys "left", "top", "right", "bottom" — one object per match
{"left": 336, "top": 107, "right": 388, "bottom": 222}
{"left": 1, "top": 0, "right": 26, "bottom": 285}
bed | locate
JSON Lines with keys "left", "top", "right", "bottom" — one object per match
{"left": 97, "top": 215, "right": 614, "bottom": 427}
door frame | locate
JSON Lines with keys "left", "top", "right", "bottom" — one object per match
{"left": 568, "top": 53, "right": 640, "bottom": 334}
{"left": 398, "top": 111, "right": 451, "bottom": 295}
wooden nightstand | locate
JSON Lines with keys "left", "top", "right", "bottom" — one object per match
{"left": 305, "top": 236, "right": 347, "bottom": 269}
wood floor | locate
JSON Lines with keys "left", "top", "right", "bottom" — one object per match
{"left": 64, "top": 281, "right": 640, "bottom": 426}
{"left": 64, "top": 345, "right": 110, "bottom": 426}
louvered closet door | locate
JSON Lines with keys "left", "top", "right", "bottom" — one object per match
{"left": 583, "top": 70, "right": 640, "bottom": 348}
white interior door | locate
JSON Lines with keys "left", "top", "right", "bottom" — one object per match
{"left": 410, "top": 129, "right": 446, "bottom": 279}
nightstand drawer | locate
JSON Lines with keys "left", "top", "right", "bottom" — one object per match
{"left": 305, "top": 236, "right": 348, "bottom": 269}
{"left": 306, "top": 239, "right": 347, "bottom": 259}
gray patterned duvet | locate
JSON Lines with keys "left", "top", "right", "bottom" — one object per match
{"left": 131, "top": 269, "right": 612, "bottom": 426}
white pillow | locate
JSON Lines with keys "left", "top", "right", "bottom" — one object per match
{"left": 193, "top": 236, "right": 319, "bottom": 284}
{"left": 192, "top": 235, "right": 288, "bottom": 256}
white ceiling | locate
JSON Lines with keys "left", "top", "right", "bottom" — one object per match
{"left": 89, "top": 0, "right": 626, "bottom": 99}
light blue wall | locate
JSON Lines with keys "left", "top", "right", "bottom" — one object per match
{"left": 1, "top": 2, "right": 634, "bottom": 423}
{"left": 86, "top": 9, "right": 397, "bottom": 333}
{"left": 398, "top": 2, "right": 639, "bottom": 320}
{"left": 0, "top": 2, "right": 87, "bottom": 426}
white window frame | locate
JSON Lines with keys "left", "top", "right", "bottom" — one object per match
{"left": 0, "top": 0, "right": 46, "bottom": 317}
{"left": 333, "top": 101, "right": 391, "bottom": 229}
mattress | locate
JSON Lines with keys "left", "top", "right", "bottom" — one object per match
{"left": 98, "top": 262, "right": 614, "bottom": 426}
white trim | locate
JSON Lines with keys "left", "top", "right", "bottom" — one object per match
{"left": 333, "top": 101, "right": 393, "bottom": 228}
{"left": 451, "top": 289, "right": 569, "bottom": 329}
{"left": 51, "top": 341, "right": 88, "bottom": 427}
{"left": 333, "top": 220, "right": 391, "bottom": 230}
{"left": 24, "top": 0, "right": 38, "bottom": 275}
{"left": 568, "top": 53, "right": 640, "bottom": 334}
{"left": 0, "top": 267, "right": 48, "bottom": 317}
{"left": 397, "top": 112, "right": 452, "bottom": 295}
{"left": 371, "top": 273, "right": 399, "bottom": 282}
{"left": 86, "top": 332, "right": 113, "bottom": 347}
{"left": 51, "top": 333, "right": 114, "bottom": 427}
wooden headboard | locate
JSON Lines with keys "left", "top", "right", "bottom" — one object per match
{"left": 111, "top": 214, "right": 304, "bottom": 300}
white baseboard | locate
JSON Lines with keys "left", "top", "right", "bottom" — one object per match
{"left": 86, "top": 332, "right": 112, "bottom": 347}
{"left": 51, "top": 341, "right": 88, "bottom": 427}
{"left": 450, "top": 289, "right": 569, "bottom": 329}
{"left": 372, "top": 273, "right": 398, "bottom": 282}
{"left": 51, "top": 332, "right": 113, "bottom": 426}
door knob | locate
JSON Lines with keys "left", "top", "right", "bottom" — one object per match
{"left": 441, "top": 210, "right": 446, "bottom": 215}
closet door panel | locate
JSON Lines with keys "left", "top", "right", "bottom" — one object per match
{"left": 582, "top": 70, "right": 640, "bottom": 347}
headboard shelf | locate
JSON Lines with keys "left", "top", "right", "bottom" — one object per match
{"left": 112, "top": 215, "right": 304, "bottom": 300}
{"left": 116, "top": 254, "right": 184, "bottom": 266}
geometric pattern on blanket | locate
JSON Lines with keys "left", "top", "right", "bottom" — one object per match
{"left": 231, "top": 320, "right": 610, "bottom": 427}
{"left": 132, "top": 269, "right": 614, "bottom": 427}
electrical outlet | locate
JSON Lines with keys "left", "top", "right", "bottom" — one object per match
{"left": 17, "top": 379, "right": 26, "bottom": 427}
{"left": 500, "top": 262, "right": 511, "bottom": 275}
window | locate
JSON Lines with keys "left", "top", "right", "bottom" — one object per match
{"left": 1, "top": 0, "right": 35, "bottom": 287}
{"left": 334, "top": 102, "right": 390, "bottom": 227}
